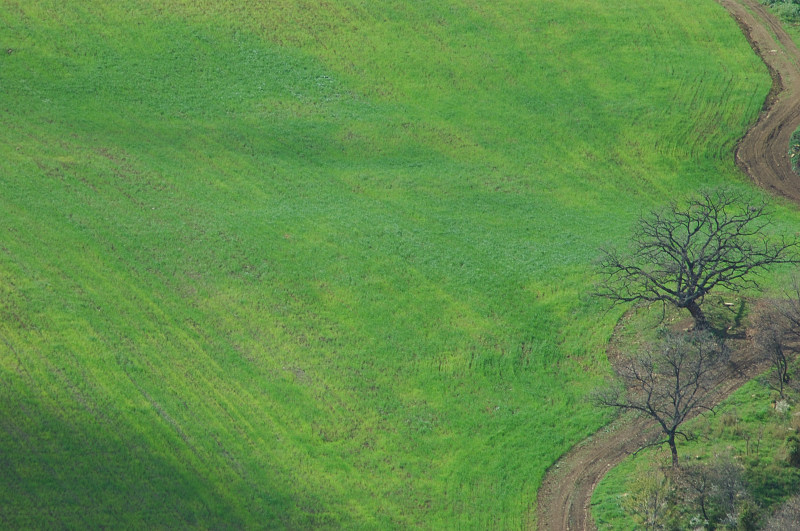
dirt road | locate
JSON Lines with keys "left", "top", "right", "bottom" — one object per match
{"left": 722, "top": 0, "right": 800, "bottom": 203}
{"left": 535, "top": 1, "right": 800, "bottom": 529}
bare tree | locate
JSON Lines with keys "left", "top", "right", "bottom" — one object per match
{"left": 593, "top": 331, "right": 728, "bottom": 468}
{"left": 708, "top": 456, "right": 749, "bottom": 527}
{"left": 678, "top": 463, "right": 714, "bottom": 524}
{"left": 752, "top": 304, "right": 792, "bottom": 398}
{"left": 677, "top": 456, "right": 749, "bottom": 528}
{"left": 596, "top": 188, "right": 799, "bottom": 330}
{"left": 778, "top": 277, "right": 800, "bottom": 339}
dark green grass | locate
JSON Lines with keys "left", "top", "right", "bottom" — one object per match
{"left": 0, "top": 0, "right": 785, "bottom": 526}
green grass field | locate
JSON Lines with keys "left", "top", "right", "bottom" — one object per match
{"left": 0, "top": 0, "right": 780, "bottom": 527}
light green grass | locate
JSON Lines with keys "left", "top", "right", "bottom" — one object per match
{"left": 0, "top": 0, "right": 787, "bottom": 527}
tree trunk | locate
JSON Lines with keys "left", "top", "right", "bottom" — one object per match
{"left": 699, "top": 498, "right": 708, "bottom": 524}
{"left": 778, "top": 345, "right": 788, "bottom": 399}
{"left": 685, "top": 300, "right": 708, "bottom": 330}
{"left": 668, "top": 433, "right": 679, "bottom": 468}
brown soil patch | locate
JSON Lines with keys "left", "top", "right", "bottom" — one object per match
{"left": 535, "top": 2, "right": 800, "bottom": 528}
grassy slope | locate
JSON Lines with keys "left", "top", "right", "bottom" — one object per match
{"left": 0, "top": 0, "right": 773, "bottom": 527}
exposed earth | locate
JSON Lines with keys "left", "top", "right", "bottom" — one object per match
{"left": 725, "top": 0, "right": 800, "bottom": 203}
{"left": 535, "top": 1, "right": 800, "bottom": 529}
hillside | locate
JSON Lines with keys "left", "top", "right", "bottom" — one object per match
{"left": 0, "top": 0, "right": 775, "bottom": 527}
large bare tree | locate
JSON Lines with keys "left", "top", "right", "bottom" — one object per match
{"left": 593, "top": 331, "right": 728, "bottom": 468}
{"left": 596, "top": 188, "right": 799, "bottom": 330}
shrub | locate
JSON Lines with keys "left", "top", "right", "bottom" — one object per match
{"left": 764, "top": 0, "right": 800, "bottom": 23}
{"left": 786, "top": 434, "right": 800, "bottom": 467}
{"left": 790, "top": 128, "right": 800, "bottom": 175}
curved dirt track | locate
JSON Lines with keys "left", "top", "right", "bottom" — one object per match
{"left": 535, "top": 1, "right": 800, "bottom": 529}
{"left": 723, "top": 0, "right": 800, "bottom": 202}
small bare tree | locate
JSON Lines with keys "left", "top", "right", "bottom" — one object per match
{"left": 752, "top": 304, "right": 792, "bottom": 398}
{"left": 593, "top": 331, "right": 728, "bottom": 468}
{"left": 778, "top": 277, "right": 800, "bottom": 343}
{"left": 596, "top": 188, "right": 799, "bottom": 330}
{"left": 678, "top": 463, "right": 714, "bottom": 524}
{"left": 677, "top": 456, "right": 749, "bottom": 528}
{"left": 708, "top": 457, "right": 749, "bottom": 527}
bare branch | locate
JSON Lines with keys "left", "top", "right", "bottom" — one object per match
{"left": 595, "top": 188, "right": 800, "bottom": 330}
{"left": 593, "top": 330, "right": 728, "bottom": 467}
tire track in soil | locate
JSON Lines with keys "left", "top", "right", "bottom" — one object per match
{"left": 535, "top": 1, "right": 800, "bottom": 529}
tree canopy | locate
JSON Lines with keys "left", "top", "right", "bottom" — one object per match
{"left": 596, "top": 188, "right": 800, "bottom": 329}
{"left": 593, "top": 330, "right": 728, "bottom": 468}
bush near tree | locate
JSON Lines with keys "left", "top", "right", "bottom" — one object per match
{"left": 763, "top": 0, "right": 800, "bottom": 22}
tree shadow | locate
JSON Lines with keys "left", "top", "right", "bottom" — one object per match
{"left": 707, "top": 297, "right": 748, "bottom": 340}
